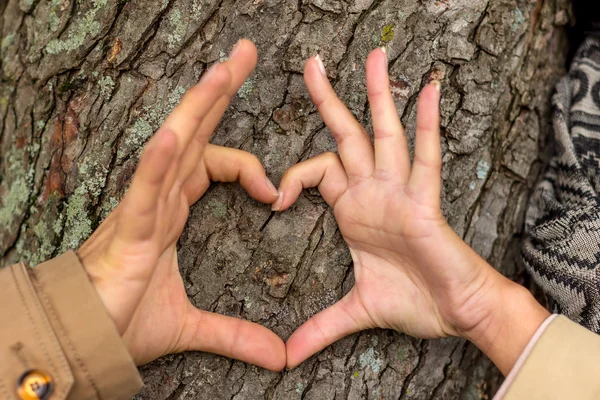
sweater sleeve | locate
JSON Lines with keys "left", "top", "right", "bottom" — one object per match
{"left": 0, "top": 251, "right": 143, "bottom": 400}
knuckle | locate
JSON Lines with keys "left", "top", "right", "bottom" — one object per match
{"left": 374, "top": 128, "right": 397, "bottom": 140}
{"left": 281, "top": 168, "right": 293, "bottom": 181}
{"left": 323, "top": 151, "right": 340, "bottom": 164}
{"left": 211, "top": 63, "right": 232, "bottom": 84}
{"left": 245, "top": 152, "right": 261, "bottom": 166}
{"left": 330, "top": 129, "right": 348, "bottom": 144}
{"left": 314, "top": 90, "right": 335, "bottom": 108}
{"left": 413, "top": 153, "right": 441, "bottom": 170}
{"left": 367, "top": 87, "right": 387, "bottom": 101}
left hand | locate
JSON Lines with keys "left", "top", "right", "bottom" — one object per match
{"left": 78, "top": 40, "right": 286, "bottom": 370}
{"left": 276, "top": 49, "right": 549, "bottom": 372}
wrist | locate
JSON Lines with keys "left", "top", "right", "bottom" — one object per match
{"left": 461, "top": 276, "right": 550, "bottom": 375}
{"left": 77, "top": 242, "right": 130, "bottom": 335}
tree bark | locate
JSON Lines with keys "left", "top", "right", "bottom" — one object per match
{"left": 0, "top": 0, "right": 571, "bottom": 398}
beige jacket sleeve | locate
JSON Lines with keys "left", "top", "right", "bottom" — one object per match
{"left": 498, "top": 315, "right": 600, "bottom": 399}
{"left": 0, "top": 251, "right": 142, "bottom": 400}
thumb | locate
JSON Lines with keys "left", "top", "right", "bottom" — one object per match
{"left": 178, "top": 303, "right": 286, "bottom": 371}
{"left": 88, "top": 130, "right": 178, "bottom": 334}
{"left": 286, "top": 289, "right": 372, "bottom": 369}
{"left": 116, "top": 128, "right": 178, "bottom": 243}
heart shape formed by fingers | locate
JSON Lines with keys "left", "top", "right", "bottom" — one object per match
{"left": 78, "top": 40, "right": 530, "bottom": 380}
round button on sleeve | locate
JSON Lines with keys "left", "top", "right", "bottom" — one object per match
{"left": 17, "top": 370, "right": 53, "bottom": 400}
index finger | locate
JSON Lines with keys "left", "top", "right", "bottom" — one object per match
{"left": 194, "top": 39, "right": 258, "bottom": 143}
{"left": 176, "top": 40, "right": 259, "bottom": 185}
{"left": 304, "top": 56, "right": 375, "bottom": 184}
{"left": 160, "top": 63, "right": 232, "bottom": 156}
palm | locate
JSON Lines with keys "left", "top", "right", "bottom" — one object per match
{"left": 335, "top": 180, "right": 443, "bottom": 249}
{"left": 77, "top": 169, "right": 202, "bottom": 364}
{"left": 333, "top": 180, "right": 450, "bottom": 338}
{"left": 117, "top": 186, "right": 191, "bottom": 366}
{"left": 121, "top": 247, "right": 188, "bottom": 365}
{"left": 120, "top": 174, "right": 212, "bottom": 366}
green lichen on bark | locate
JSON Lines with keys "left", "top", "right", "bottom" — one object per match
{"left": 0, "top": 178, "right": 29, "bottom": 226}
{"left": 192, "top": 0, "right": 202, "bottom": 15}
{"left": 98, "top": 76, "right": 115, "bottom": 100}
{"left": 60, "top": 185, "right": 93, "bottom": 251}
{"left": 512, "top": 8, "right": 525, "bottom": 32}
{"left": 48, "top": 12, "right": 60, "bottom": 32}
{"left": 122, "top": 85, "right": 186, "bottom": 155}
{"left": 125, "top": 118, "right": 154, "bottom": 148}
{"left": 45, "top": 0, "right": 108, "bottom": 55}
{"left": 358, "top": 336, "right": 384, "bottom": 373}
{"left": 19, "top": 0, "right": 35, "bottom": 10}
{"left": 206, "top": 200, "right": 227, "bottom": 219}
{"left": 31, "top": 196, "right": 63, "bottom": 265}
{"left": 1, "top": 34, "right": 15, "bottom": 52}
{"left": 0, "top": 145, "right": 37, "bottom": 228}
{"left": 60, "top": 159, "right": 108, "bottom": 251}
{"left": 381, "top": 24, "right": 395, "bottom": 43}
{"left": 101, "top": 196, "right": 119, "bottom": 220}
{"left": 167, "top": 9, "right": 187, "bottom": 50}
{"left": 476, "top": 160, "right": 490, "bottom": 180}
{"left": 237, "top": 79, "right": 254, "bottom": 99}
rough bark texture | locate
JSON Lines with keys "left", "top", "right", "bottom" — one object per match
{"left": 0, "top": 0, "right": 571, "bottom": 398}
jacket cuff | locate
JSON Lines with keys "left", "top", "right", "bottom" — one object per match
{"left": 30, "top": 251, "right": 143, "bottom": 399}
{"left": 0, "top": 260, "right": 75, "bottom": 399}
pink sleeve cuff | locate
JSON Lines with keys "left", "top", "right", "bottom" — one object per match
{"left": 493, "top": 314, "right": 557, "bottom": 399}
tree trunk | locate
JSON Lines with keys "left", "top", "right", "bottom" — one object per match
{"left": 0, "top": 0, "right": 571, "bottom": 398}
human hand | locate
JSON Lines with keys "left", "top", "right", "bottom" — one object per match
{"left": 78, "top": 40, "right": 286, "bottom": 370}
{"left": 278, "top": 49, "right": 549, "bottom": 373}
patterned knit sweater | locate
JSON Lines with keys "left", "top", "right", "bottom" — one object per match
{"left": 522, "top": 37, "right": 600, "bottom": 333}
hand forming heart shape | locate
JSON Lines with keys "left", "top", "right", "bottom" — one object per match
{"left": 78, "top": 39, "right": 548, "bottom": 375}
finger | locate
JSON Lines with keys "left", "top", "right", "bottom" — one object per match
{"left": 116, "top": 128, "right": 178, "bottom": 242}
{"left": 304, "top": 55, "right": 375, "bottom": 184}
{"left": 196, "top": 39, "right": 258, "bottom": 142}
{"left": 273, "top": 152, "right": 348, "bottom": 212}
{"left": 366, "top": 48, "right": 410, "bottom": 181}
{"left": 177, "top": 40, "right": 259, "bottom": 183}
{"left": 408, "top": 82, "right": 442, "bottom": 205}
{"left": 158, "top": 63, "right": 232, "bottom": 196}
{"left": 183, "top": 144, "right": 280, "bottom": 204}
{"left": 162, "top": 63, "right": 232, "bottom": 155}
{"left": 286, "top": 290, "right": 371, "bottom": 369}
{"left": 180, "top": 306, "right": 286, "bottom": 372}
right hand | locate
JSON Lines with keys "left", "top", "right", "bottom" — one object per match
{"left": 78, "top": 40, "right": 286, "bottom": 370}
{"left": 278, "top": 49, "right": 550, "bottom": 373}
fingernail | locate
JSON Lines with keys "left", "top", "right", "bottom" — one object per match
{"left": 200, "top": 63, "right": 219, "bottom": 83}
{"left": 271, "top": 191, "right": 284, "bottom": 211}
{"left": 431, "top": 80, "right": 441, "bottom": 92}
{"left": 265, "top": 177, "right": 279, "bottom": 197}
{"left": 315, "top": 55, "right": 327, "bottom": 76}
{"left": 380, "top": 47, "right": 388, "bottom": 66}
{"left": 229, "top": 40, "right": 244, "bottom": 58}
